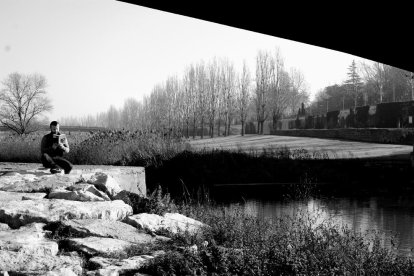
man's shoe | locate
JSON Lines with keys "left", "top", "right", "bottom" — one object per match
{"left": 50, "top": 168, "right": 63, "bottom": 174}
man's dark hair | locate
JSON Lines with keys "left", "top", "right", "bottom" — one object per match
{"left": 50, "top": 121, "right": 59, "bottom": 127}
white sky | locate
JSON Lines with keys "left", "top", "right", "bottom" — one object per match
{"left": 0, "top": 0, "right": 372, "bottom": 121}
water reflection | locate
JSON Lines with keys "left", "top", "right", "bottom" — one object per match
{"left": 230, "top": 196, "right": 414, "bottom": 258}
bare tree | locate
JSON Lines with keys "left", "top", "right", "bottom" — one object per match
{"left": 254, "top": 50, "right": 273, "bottom": 134}
{"left": 360, "top": 61, "right": 385, "bottom": 104}
{"left": 121, "top": 98, "right": 140, "bottom": 129}
{"left": 287, "top": 68, "right": 309, "bottom": 116}
{"left": 268, "top": 48, "right": 292, "bottom": 131}
{"left": 221, "top": 59, "right": 236, "bottom": 136}
{"left": 236, "top": 60, "right": 251, "bottom": 136}
{"left": 195, "top": 62, "right": 208, "bottom": 139}
{"left": 0, "top": 72, "right": 52, "bottom": 135}
{"left": 206, "top": 58, "right": 220, "bottom": 138}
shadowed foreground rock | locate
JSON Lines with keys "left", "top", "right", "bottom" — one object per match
{"left": 60, "top": 219, "right": 169, "bottom": 244}
{"left": 0, "top": 164, "right": 206, "bottom": 275}
{"left": 0, "top": 199, "right": 133, "bottom": 229}
{"left": 0, "top": 222, "right": 83, "bottom": 275}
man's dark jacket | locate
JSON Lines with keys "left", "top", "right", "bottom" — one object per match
{"left": 40, "top": 132, "right": 70, "bottom": 157}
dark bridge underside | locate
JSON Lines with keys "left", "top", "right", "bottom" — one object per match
{"left": 122, "top": 1, "right": 414, "bottom": 73}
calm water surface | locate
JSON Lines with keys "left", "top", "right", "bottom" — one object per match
{"left": 226, "top": 195, "right": 414, "bottom": 258}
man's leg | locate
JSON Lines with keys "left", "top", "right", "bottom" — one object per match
{"left": 53, "top": 156, "right": 73, "bottom": 174}
{"left": 41, "top": 153, "right": 59, "bottom": 169}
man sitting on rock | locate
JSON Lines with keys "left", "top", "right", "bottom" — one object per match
{"left": 40, "top": 121, "right": 73, "bottom": 174}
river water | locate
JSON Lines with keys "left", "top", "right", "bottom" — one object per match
{"left": 225, "top": 195, "right": 414, "bottom": 258}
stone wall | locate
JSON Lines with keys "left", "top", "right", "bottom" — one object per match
{"left": 270, "top": 128, "right": 414, "bottom": 145}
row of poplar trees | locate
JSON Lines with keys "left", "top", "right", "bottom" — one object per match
{"left": 61, "top": 48, "right": 309, "bottom": 137}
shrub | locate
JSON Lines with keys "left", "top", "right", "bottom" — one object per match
{"left": 140, "top": 202, "right": 414, "bottom": 276}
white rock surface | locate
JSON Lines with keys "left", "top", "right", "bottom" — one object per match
{"left": 0, "top": 223, "right": 9, "bottom": 230}
{"left": 125, "top": 212, "right": 207, "bottom": 235}
{"left": 0, "top": 173, "right": 77, "bottom": 193}
{"left": 0, "top": 164, "right": 146, "bottom": 197}
{"left": 67, "top": 237, "right": 133, "bottom": 256}
{"left": 0, "top": 252, "right": 83, "bottom": 275}
{"left": 0, "top": 191, "right": 47, "bottom": 202}
{"left": 88, "top": 251, "right": 164, "bottom": 275}
{"left": 0, "top": 199, "right": 133, "bottom": 229}
{"left": 67, "top": 184, "right": 111, "bottom": 201}
{"left": 87, "top": 172, "right": 122, "bottom": 198}
{"left": 48, "top": 189, "right": 106, "bottom": 202}
{"left": 0, "top": 223, "right": 57, "bottom": 256}
{"left": 60, "top": 219, "right": 166, "bottom": 244}
{"left": 45, "top": 267, "right": 79, "bottom": 276}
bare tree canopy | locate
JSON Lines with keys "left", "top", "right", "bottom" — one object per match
{"left": 0, "top": 72, "right": 52, "bottom": 135}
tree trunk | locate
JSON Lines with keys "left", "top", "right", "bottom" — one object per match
{"left": 241, "top": 120, "right": 245, "bottom": 136}
{"left": 200, "top": 117, "right": 204, "bottom": 139}
{"left": 193, "top": 116, "right": 196, "bottom": 139}
{"left": 217, "top": 115, "right": 221, "bottom": 137}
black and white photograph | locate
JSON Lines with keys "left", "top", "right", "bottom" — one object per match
{"left": 0, "top": 1, "right": 413, "bottom": 275}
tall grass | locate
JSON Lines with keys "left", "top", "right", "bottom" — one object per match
{"left": 0, "top": 129, "right": 189, "bottom": 167}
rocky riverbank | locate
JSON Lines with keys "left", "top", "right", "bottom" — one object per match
{"left": 0, "top": 164, "right": 207, "bottom": 275}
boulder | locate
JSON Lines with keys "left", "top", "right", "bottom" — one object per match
{"left": 66, "top": 237, "right": 133, "bottom": 257}
{"left": 0, "top": 173, "right": 77, "bottom": 193}
{"left": 0, "top": 191, "right": 46, "bottom": 203}
{"left": 124, "top": 213, "right": 207, "bottom": 235}
{"left": 60, "top": 219, "right": 168, "bottom": 244}
{"left": 87, "top": 251, "right": 165, "bottom": 275}
{"left": 0, "top": 223, "right": 83, "bottom": 275}
{"left": 0, "top": 199, "right": 133, "bottom": 229}
{"left": 44, "top": 267, "right": 79, "bottom": 276}
{"left": 86, "top": 172, "right": 122, "bottom": 198}
{"left": 67, "top": 184, "right": 111, "bottom": 201}
{"left": 112, "top": 190, "right": 149, "bottom": 214}
{"left": 0, "top": 223, "right": 58, "bottom": 256}
{"left": 0, "top": 251, "right": 83, "bottom": 275}
{"left": 0, "top": 223, "right": 9, "bottom": 231}
{"left": 48, "top": 189, "right": 107, "bottom": 202}
{"left": 0, "top": 164, "right": 146, "bottom": 197}
{"left": 78, "top": 167, "right": 146, "bottom": 197}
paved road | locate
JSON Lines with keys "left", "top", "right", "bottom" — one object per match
{"left": 189, "top": 134, "right": 413, "bottom": 159}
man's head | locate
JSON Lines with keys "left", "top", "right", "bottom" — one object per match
{"left": 50, "top": 121, "right": 60, "bottom": 134}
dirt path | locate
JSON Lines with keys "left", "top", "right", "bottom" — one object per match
{"left": 189, "top": 134, "right": 413, "bottom": 159}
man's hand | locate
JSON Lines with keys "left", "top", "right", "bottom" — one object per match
{"left": 52, "top": 143, "right": 59, "bottom": 150}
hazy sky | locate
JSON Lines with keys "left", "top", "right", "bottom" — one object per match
{"left": 0, "top": 0, "right": 371, "bottom": 121}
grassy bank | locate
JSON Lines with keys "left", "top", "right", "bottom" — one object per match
{"left": 131, "top": 188, "right": 414, "bottom": 275}
{"left": 0, "top": 129, "right": 188, "bottom": 167}
{"left": 42, "top": 186, "right": 414, "bottom": 275}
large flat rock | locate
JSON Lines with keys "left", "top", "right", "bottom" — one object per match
{"left": 0, "top": 199, "right": 133, "bottom": 229}
{"left": 88, "top": 251, "right": 165, "bottom": 275}
{"left": 124, "top": 212, "right": 207, "bottom": 236}
{"left": 0, "top": 163, "right": 146, "bottom": 197}
{"left": 0, "top": 191, "right": 46, "bottom": 202}
{"left": 0, "top": 222, "right": 58, "bottom": 256}
{"left": 60, "top": 219, "right": 167, "bottom": 244}
{"left": 0, "top": 222, "right": 83, "bottom": 275}
{"left": 0, "top": 251, "right": 83, "bottom": 275}
{"left": 66, "top": 237, "right": 133, "bottom": 256}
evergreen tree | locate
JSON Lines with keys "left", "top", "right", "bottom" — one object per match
{"left": 344, "top": 60, "right": 364, "bottom": 108}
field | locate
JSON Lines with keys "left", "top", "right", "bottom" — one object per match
{"left": 189, "top": 134, "right": 413, "bottom": 159}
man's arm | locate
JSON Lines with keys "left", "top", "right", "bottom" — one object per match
{"left": 40, "top": 136, "right": 53, "bottom": 155}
